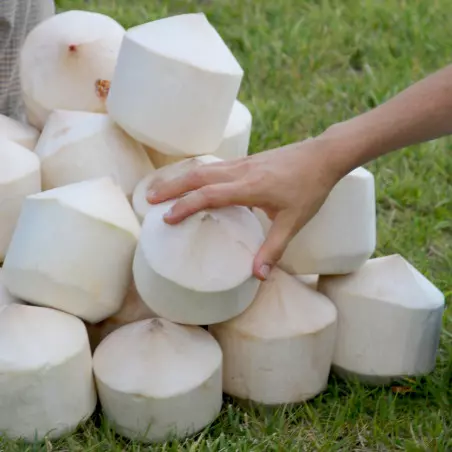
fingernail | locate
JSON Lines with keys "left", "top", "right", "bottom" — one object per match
{"left": 258, "top": 264, "right": 271, "bottom": 280}
{"left": 147, "top": 190, "right": 157, "bottom": 201}
{"left": 163, "top": 208, "right": 173, "bottom": 219}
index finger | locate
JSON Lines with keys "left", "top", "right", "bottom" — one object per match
{"left": 147, "top": 162, "right": 236, "bottom": 204}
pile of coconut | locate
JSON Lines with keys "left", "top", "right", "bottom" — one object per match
{"left": 0, "top": 8, "right": 445, "bottom": 444}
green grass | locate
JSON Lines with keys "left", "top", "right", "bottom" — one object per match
{"left": 4, "top": 0, "right": 452, "bottom": 450}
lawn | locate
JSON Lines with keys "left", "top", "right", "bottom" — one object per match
{"left": 3, "top": 0, "right": 452, "bottom": 450}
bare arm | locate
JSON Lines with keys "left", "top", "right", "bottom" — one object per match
{"left": 319, "top": 64, "right": 452, "bottom": 179}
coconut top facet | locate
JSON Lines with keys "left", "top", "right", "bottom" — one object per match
{"left": 28, "top": 177, "right": 141, "bottom": 237}
{"left": 127, "top": 13, "right": 243, "bottom": 76}
{"left": 319, "top": 254, "right": 445, "bottom": 309}
{"left": 140, "top": 199, "right": 265, "bottom": 292}
{"left": 93, "top": 318, "right": 222, "bottom": 397}
{"left": 0, "top": 304, "right": 88, "bottom": 372}
{"left": 213, "top": 267, "right": 337, "bottom": 339}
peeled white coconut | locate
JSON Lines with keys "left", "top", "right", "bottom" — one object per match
{"left": 254, "top": 166, "right": 376, "bottom": 275}
{"left": 144, "top": 146, "right": 185, "bottom": 169}
{"left": 20, "top": 10, "right": 125, "bottom": 130}
{"left": 209, "top": 267, "right": 337, "bottom": 405}
{"left": 144, "top": 100, "right": 252, "bottom": 166}
{"left": 132, "top": 154, "right": 222, "bottom": 223}
{"left": 34, "top": 110, "right": 154, "bottom": 198}
{"left": 107, "top": 13, "right": 243, "bottom": 156}
{"left": 2, "top": 177, "right": 141, "bottom": 323}
{"left": 0, "top": 304, "right": 96, "bottom": 441}
{"left": 0, "top": 138, "right": 41, "bottom": 261}
{"left": 317, "top": 254, "right": 445, "bottom": 384}
{"left": 295, "top": 274, "right": 319, "bottom": 291}
{"left": 0, "top": 269, "right": 22, "bottom": 307}
{"left": 86, "top": 282, "right": 155, "bottom": 351}
{"left": 215, "top": 100, "right": 252, "bottom": 160}
{"left": 0, "top": 114, "right": 40, "bottom": 150}
{"left": 133, "top": 199, "right": 264, "bottom": 325}
{"left": 93, "top": 318, "right": 222, "bottom": 443}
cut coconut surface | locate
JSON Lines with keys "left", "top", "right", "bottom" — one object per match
{"left": 0, "top": 138, "right": 41, "bottom": 262}
{"left": 0, "top": 114, "right": 40, "bottom": 150}
{"left": 133, "top": 198, "right": 264, "bottom": 325}
{"left": 317, "top": 254, "right": 445, "bottom": 384}
{"left": 132, "top": 155, "right": 222, "bottom": 223}
{"left": 0, "top": 269, "right": 23, "bottom": 307}
{"left": 34, "top": 110, "right": 154, "bottom": 198}
{"left": 107, "top": 13, "right": 243, "bottom": 156}
{"left": 0, "top": 304, "right": 96, "bottom": 441}
{"left": 2, "top": 177, "right": 141, "bottom": 323}
{"left": 215, "top": 100, "right": 252, "bottom": 160}
{"left": 93, "top": 318, "right": 222, "bottom": 443}
{"left": 86, "top": 282, "right": 156, "bottom": 351}
{"left": 20, "top": 10, "right": 125, "bottom": 130}
{"left": 209, "top": 267, "right": 337, "bottom": 405}
{"left": 254, "top": 166, "right": 376, "bottom": 275}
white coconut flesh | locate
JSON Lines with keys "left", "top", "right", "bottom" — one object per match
{"left": 34, "top": 110, "right": 155, "bottom": 197}
{"left": 0, "top": 138, "right": 41, "bottom": 261}
{"left": 0, "top": 114, "right": 40, "bottom": 150}
{"left": 132, "top": 155, "right": 222, "bottom": 223}
{"left": 253, "top": 166, "right": 376, "bottom": 275}
{"left": 214, "top": 100, "right": 252, "bottom": 160}
{"left": 0, "top": 304, "right": 97, "bottom": 441}
{"left": 317, "top": 254, "right": 445, "bottom": 384}
{"left": 2, "top": 177, "right": 141, "bottom": 323}
{"left": 20, "top": 10, "right": 125, "bottom": 130}
{"left": 133, "top": 199, "right": 265, "bottom": 325}
{"left": 93, "top": 318, "right": 223, "bottom": 443}
{"left": 86, "top": 282, "right": 156, "bottom": 352}
{"left": 107, "top": 13, "right": 243, "bottom": 156}
{"left": 209, "top": 267, "right": 337, "bottom": 405}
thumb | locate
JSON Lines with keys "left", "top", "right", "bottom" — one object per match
{"left": 253, "top": 211, "right": 298, "bottom": 281}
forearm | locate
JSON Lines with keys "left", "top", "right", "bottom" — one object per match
{"left": 318, "top": 64, "right": 452, "bottom": 178}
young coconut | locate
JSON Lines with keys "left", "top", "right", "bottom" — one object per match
{"left": 132, "top": 155, "right": 222, "bottom": 223}
{"left": 209, "top": 267, "right": 337, "bottom": 405}
{"left": 93, "top": 318, "right": 223, "bottom": 443}
{"left": 0, "top": 304, "right": 97, "bottom": 441}
{"left": 0, "top": 269, "right": 23, "bottom": 307}
{"left": 215, "top": 100, "right": 252, "bottom": 160}
{"left": 295, "top": 274, "right": 319, "bottom": 291}
{"left": 34, "top": 110, "right": 155, "bottom": 198}
{"left": 317, "top": 254, "right": 445, "bottom": 384}
{"left": 254, "top": 166, "right": 376, "bottom": 275}
{"left": 107, "top": 13, "right": 243, "bottom": 156}
{"left": 20, "top": 10, "right": 125, "bottom": 130}
{"left": 0, "top": 138, "right": 41, "bottom": 262}
{"left": 133, "top": 199, "right": 265, "bottom": 325}
{"left": 0, "top": 114, "right": 40, "bottom": 150}
{"left": 2, "top": 177, "right": 141, "bottom": 323}
{"left": 144, "top": 99, "right": 252, "bottom": 166}
{"left": 86, "top": 282, "right": 156, "bottom": 352}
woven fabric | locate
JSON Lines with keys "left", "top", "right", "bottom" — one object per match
{"left": 0, "top": 0, "right": 55, "bottom": 120}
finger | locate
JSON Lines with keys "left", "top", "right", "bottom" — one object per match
{"left": 147, "top": 163, "right": 237, "bottom": 204}
{"left": 252, "top": 211, "right": 299, "bottom": 280}
{"left": 162, "top": 182, "right": 250, "bottom": 224}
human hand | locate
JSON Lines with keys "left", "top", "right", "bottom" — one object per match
{"left": 146, "top": 137, "right": 345, "bottom": 281}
